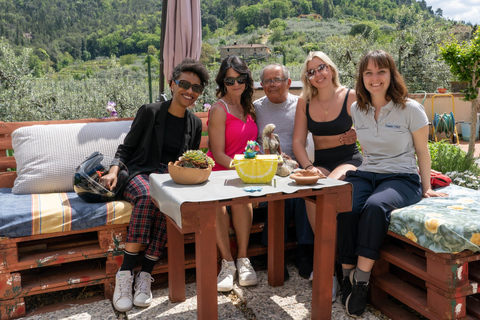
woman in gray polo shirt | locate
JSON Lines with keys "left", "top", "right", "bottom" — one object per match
{"left": 338, "top": 50, "right": 447, "bottom": 317}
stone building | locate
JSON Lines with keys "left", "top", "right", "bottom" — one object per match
{"left": 220, "top": 43, "right": 270, "bottom": 61}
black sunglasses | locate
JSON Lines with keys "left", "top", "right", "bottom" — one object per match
{"left": 174, "top": 80, "right": 204, "bottom": 93}
{"left": 306, "top": 64, "right": 328, "bottom": 79}
{"left": 223, "top": 75, "right": 247, "bottom": 86}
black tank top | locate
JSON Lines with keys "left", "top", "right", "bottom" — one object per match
{"left": 307, "top": 89, "right": 352, "bottom": 136}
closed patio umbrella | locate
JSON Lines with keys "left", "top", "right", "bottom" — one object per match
{"left": 159, "top": 0, "right": 202, "bottom": 101}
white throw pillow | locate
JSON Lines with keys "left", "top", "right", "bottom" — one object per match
{"left": 12, "top": 121, "right": 132, "bottom": 194}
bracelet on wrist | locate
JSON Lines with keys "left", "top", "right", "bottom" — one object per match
{"left": 304, "top": 164, "right": 314, "bottom": 170}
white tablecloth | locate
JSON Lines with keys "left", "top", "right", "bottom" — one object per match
{"left": 149, "top": 170, "right": 350, "bottom": 228}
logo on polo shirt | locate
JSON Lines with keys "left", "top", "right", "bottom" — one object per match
{"left": 385, "top": 122, "right": 401, "bottom": 129}
{"left": 356, "top": 125, "right": 369, "bottom": 130}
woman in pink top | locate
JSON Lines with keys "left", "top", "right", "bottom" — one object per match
{"left": 207, "top": 56, "right": 258, "bottom": 292}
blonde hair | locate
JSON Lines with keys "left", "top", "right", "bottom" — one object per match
{"left": 300, "top": 51, "right": 342, "bottom": 103}
{"left": 262, "top": 123, "right": 276, "bottom": 136}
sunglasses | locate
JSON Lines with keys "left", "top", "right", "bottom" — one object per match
{"left": 223, "top": 75, "right": 247, "bottom": 86}
{"left": 174, "top": 80, "right": 204, "bottom": 93}
{"left": 306, "top": 64, "right": 328, "bottom": 79}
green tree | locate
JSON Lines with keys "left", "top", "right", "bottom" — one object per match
{"left": 269, "top": 18, "right": 287, "bottom": 30}
{"left": 440, "top": 29, "right": 480, "bottom": 155}
{"left": 0, "top": 38, "right": 32, "bottom": 90}
{"left": 264, "top": 0, "right": 293, "bottom": 19}
{"left": 200, "top": 43, "right": 217, "bottom": 64}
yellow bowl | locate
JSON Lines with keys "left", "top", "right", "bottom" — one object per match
{"left": 232, "top": 154, "right": 282, "bottom": 184}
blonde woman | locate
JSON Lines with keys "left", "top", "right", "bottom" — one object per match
{"left": 292, "top": 51, "right": 362, "bottom": 298}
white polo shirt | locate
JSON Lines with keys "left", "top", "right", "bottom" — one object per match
{"left": 351, "top": 99, "right": 428, "bottom": 174}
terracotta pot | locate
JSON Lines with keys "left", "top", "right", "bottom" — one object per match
{"left": 290, "top": 169, "right": 326, "bottom": 185}
{"left": 437, "top": 88, "right": 447, "bottom": 93}
{"left": 168, "top": 161, "right": 212, "bottom": 185}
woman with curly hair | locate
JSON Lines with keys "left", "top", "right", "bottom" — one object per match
{"left": 206, "top": 56, "right": 258, "bottom": 292}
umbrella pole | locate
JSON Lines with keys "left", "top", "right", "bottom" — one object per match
{"left": 158, "top": 0, "right": 168, "bottom": 102}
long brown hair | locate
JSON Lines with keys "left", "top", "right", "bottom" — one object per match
{"left": 215, "top": 56, "right": 256, "bottom": 121}
{"left": 356, "top": 50, "right": 408, "bottom": 112}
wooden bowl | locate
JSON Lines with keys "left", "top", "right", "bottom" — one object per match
{"left": 290, "top": 169, "right": 326, "bottom": 185}
{"left": 168, "top": 161, "right": 212, "bottom": 185}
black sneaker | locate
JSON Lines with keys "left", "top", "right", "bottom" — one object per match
{"left": 340, "top": 275, "right": 353, "bottom": 306}
{"left": 345, "top": 271, "right": 369, "bottom": 317}
{"left": 296, "top": 244, "right": 313, "bottom": 279}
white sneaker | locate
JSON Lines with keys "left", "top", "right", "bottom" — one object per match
{"left": 217, "top": 259, "right": 237, "bottom": 292}
{"left": 236, "top": 257, "right": 257, "bottom": 286}
{"left": 133, "top": 271, "right": 154, "bottom": 307}
{"left": 113, "top": 270, "right": 134, "bottom": 312}
{"left": 309, "top": 272, "right": 340, "bottom": 302}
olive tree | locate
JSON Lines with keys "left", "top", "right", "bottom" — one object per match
{"left": 440, "top": 29, "right": 480, "bottom": 155}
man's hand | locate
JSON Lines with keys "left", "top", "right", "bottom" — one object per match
{"left": 339, "top": 127, "right": 357, "bottom": 145}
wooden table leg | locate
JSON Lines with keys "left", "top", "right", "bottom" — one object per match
{"left": 195, "top": 208, "right": 218, "bottom": 320}
{"left": 311, "top": 193, "right": 337, "bottom": 320}
{"left": 268, "top": 199, "right": 285, "bottom": 286}
{"left": 166, "top": 217, "right": 185, "bottom": 302}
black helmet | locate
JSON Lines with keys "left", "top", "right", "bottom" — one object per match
{"left": 74, "top": 152, "right": 128, "bottom": 203}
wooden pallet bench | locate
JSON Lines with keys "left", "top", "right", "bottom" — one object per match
{"left": 370, "top": 184, "right": 480, "bottom": 320}
{"left": 0, "top": 112, "right": 294, "bottom": 319}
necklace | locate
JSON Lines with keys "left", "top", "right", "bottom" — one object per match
{"left": 318, "top": 102, "right": 331, "bottom": 114}
{"left": 316, "top": 90, "right": 336, "bottom": 114}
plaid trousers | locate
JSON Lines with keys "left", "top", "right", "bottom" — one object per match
{"left": 122, "top": 171, "right": 167, "bottom": 258}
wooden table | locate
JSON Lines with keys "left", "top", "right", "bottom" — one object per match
{"left": 150, "top": 171, "right": 352, "bottom": 319}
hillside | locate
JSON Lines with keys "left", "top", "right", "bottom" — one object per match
{"left": 0, "top": 0, "right": 448, "bottom": 72}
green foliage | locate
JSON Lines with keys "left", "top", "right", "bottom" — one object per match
{"left": 0, "top": 52, "right": 149, "bottom": 122}
{"left": 0, "top": 0, "right": 162, "bottom": 69}
{"left": 440, "top": 29, "right": 480, "bottom": 102}
{"left": 428, "top": 141, "right": 479, "bottom": 174}
{"left": 120, "top": 54, "right": 137, "bottom": 66}
{"left": 269, "top": 18, "right": 287, "bottom": 30}
{"left": 0, "top": 38, "right": 32, "bottom": 90}
{"left": 439, "top": 29, "right": 480, "bottom": 153}
{"left": 349, "top": 23, "right": 379, "bottom": 39}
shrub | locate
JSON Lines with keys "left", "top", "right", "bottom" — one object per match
{"left": 428, "top": 141, "right": 479, "bottom": 174}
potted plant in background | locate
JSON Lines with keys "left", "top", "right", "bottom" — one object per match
{"left": 440, "top": 29, "right": 480, "bottom": 155}
{"left": 168, "top": 150, "right": 215, "bottom": 185}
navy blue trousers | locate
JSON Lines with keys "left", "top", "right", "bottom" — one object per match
{"left": 337, "top": 170, "right": 422, "bottom": 265}
{"left": 261, "top": 198, "right": 314, "bottom": 246}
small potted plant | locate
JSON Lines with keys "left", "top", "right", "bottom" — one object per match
{"left": 168, "top": 150, "right": 215, "bottom": 184}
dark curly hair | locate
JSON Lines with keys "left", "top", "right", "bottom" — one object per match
{"left": 356, "top": 50, "right": 408, "bottom": 112}
{"left": 215, "top": 56, "right": 255, "bottom": 121}
{"left": 171, "top": 58, "right": 209, "bottom": 88}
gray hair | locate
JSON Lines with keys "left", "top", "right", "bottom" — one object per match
{"left": 260, "top": 63, "right": 290, "bottom": 82}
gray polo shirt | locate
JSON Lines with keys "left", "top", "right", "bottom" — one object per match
{"left": 351, "top": 99, "right": 428, "bottom": 174}
{"left": 254, "top": 93, "right": 314, "bottom": 162}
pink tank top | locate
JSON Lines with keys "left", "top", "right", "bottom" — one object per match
{"left": 207, "top": 100, "right": 258, "bottom": 171}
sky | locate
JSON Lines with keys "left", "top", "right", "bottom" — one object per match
{"left": 427, "top": 0, "right": 480, "bottom": 25}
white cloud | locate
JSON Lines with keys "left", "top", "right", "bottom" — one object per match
{"left": 428, "top": 0, "right": 480, "bottom": 25}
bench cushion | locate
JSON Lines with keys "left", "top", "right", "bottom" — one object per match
{"left": 12, "top": 121, "right": 132, "bottom": 194}
{"left": 0, "top": 188, "right": 132, "bottom": 238}
{"left": 389, "top": 184, "right": 480, "bottom": 253}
